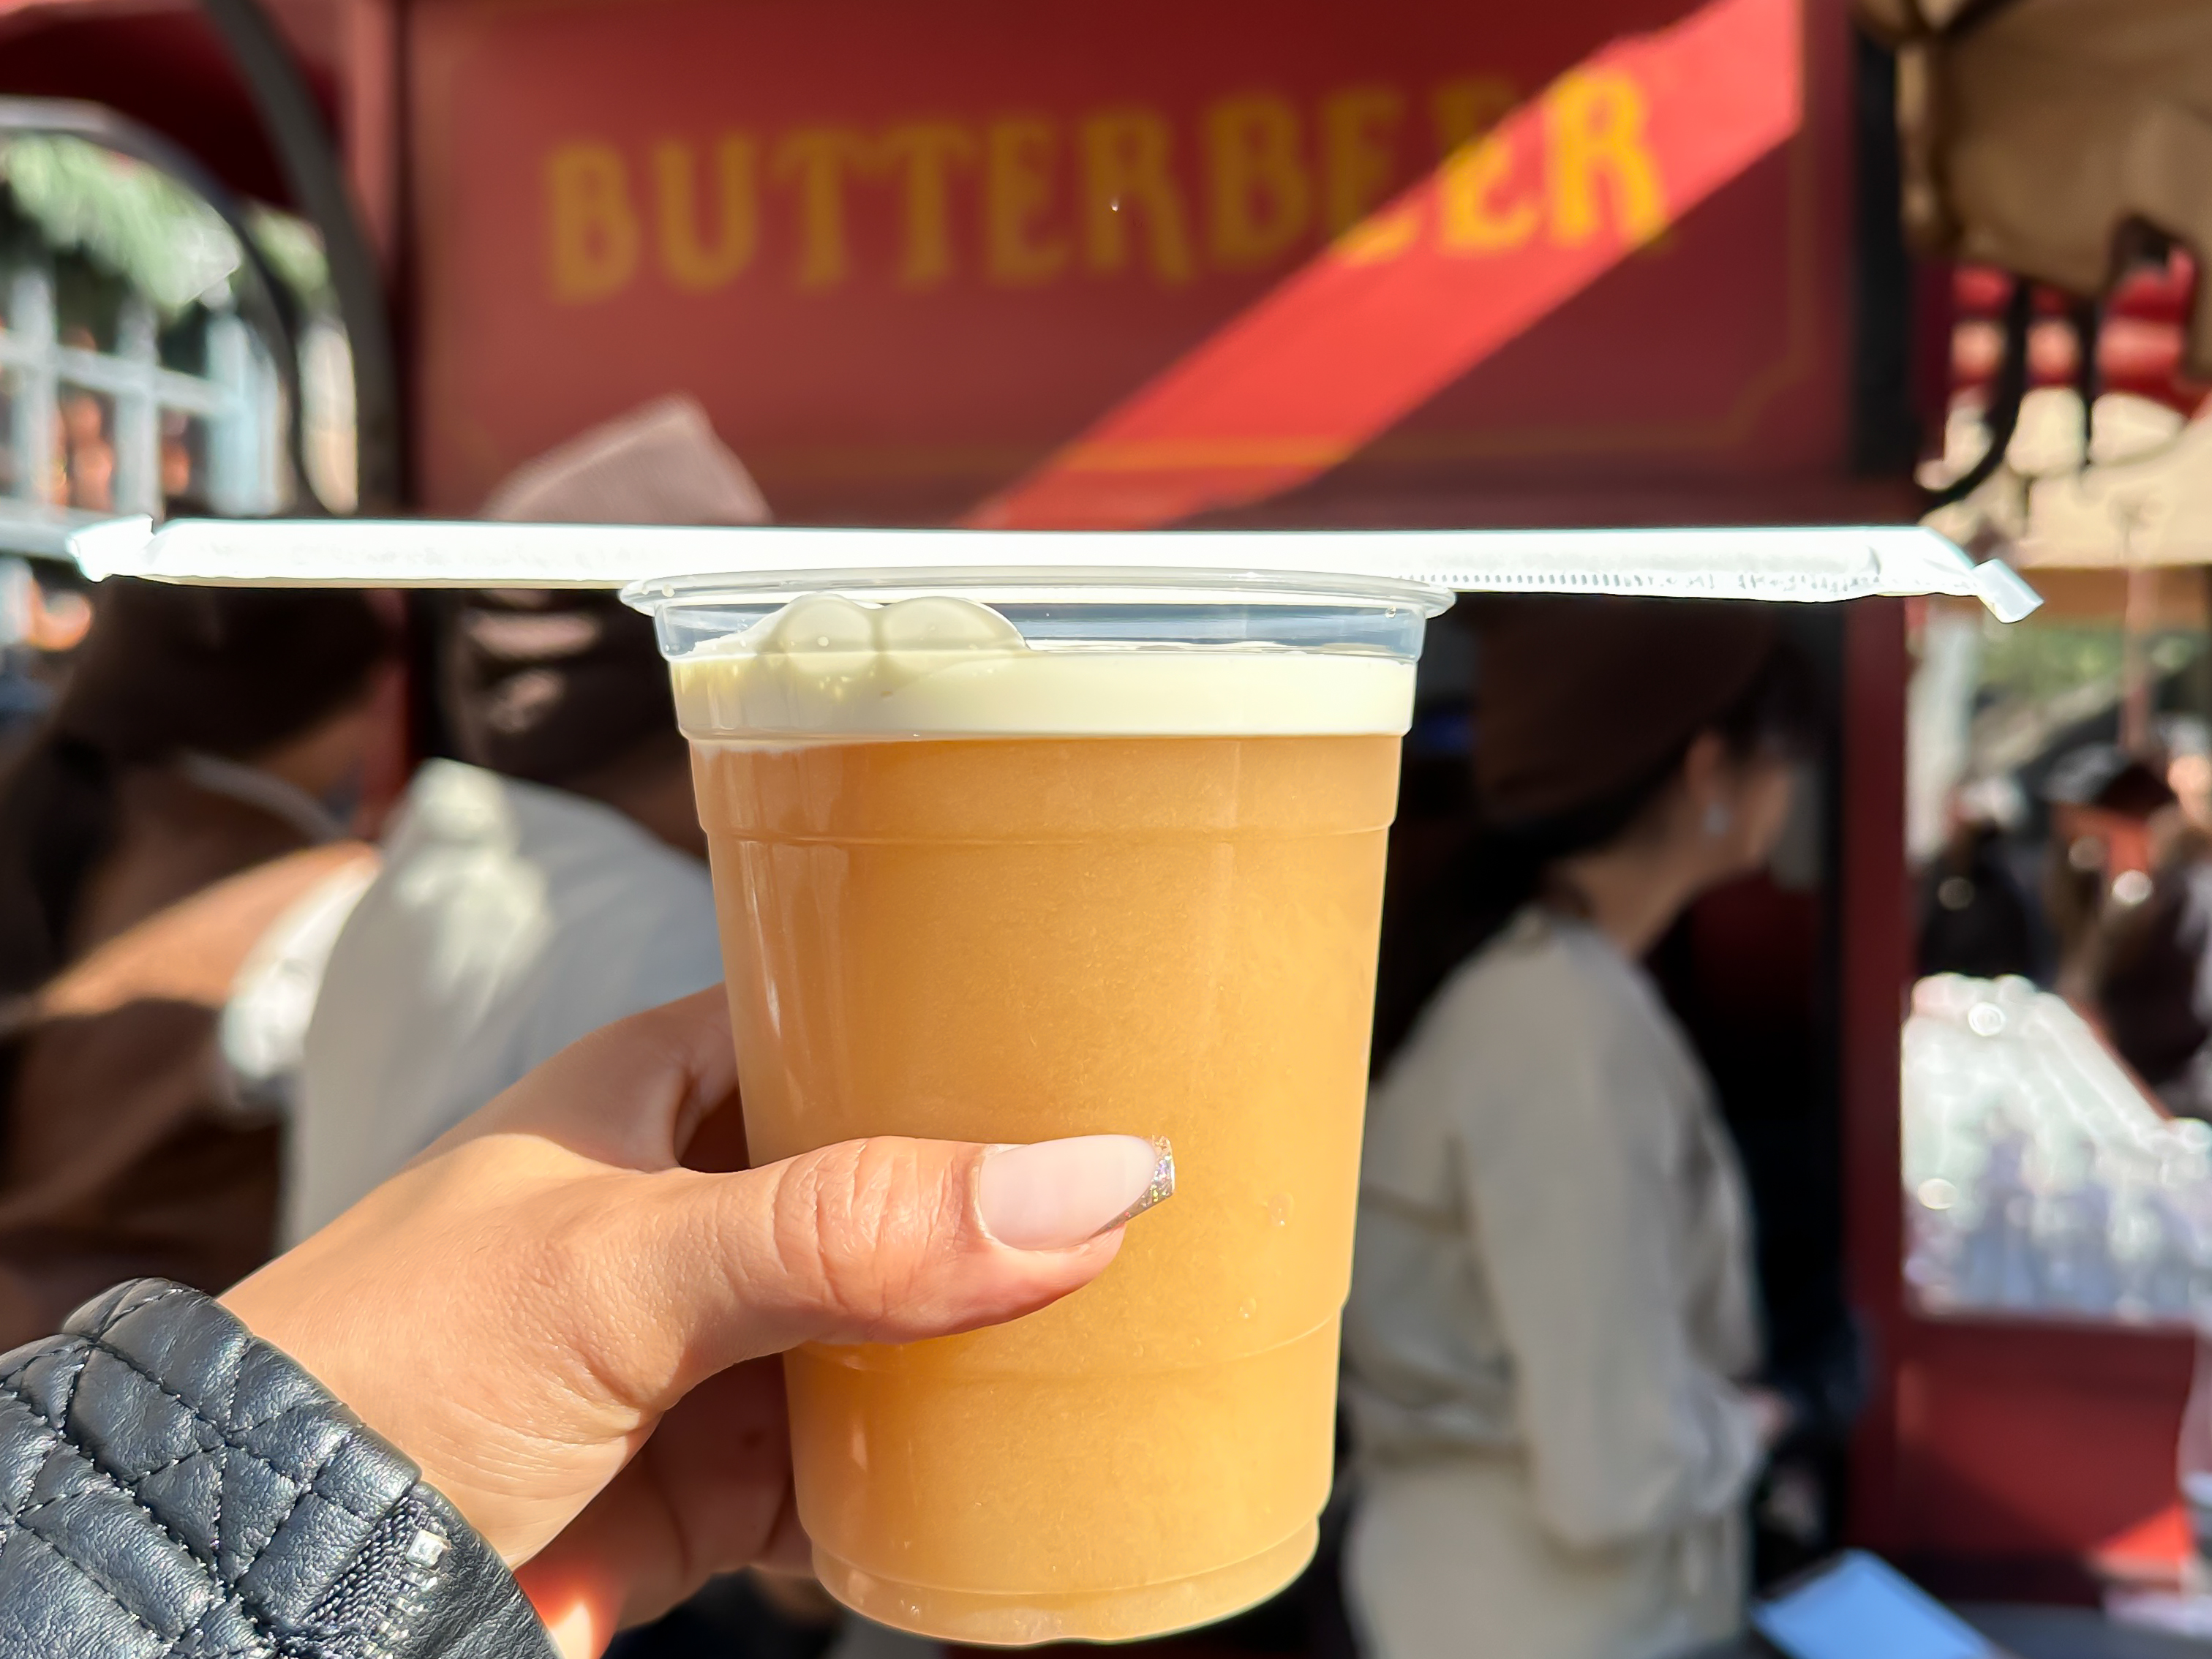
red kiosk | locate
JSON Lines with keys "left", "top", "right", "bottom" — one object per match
{"left": 0, "top": 0, "right": 2189, "bottom": 1606}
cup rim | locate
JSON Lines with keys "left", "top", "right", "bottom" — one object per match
{"left": 620, "top": 565, "right": 1456, "bottom": 617}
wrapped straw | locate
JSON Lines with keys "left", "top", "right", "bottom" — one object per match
{"left": 65, "top": 517, "right": 2041, "bottom": 621}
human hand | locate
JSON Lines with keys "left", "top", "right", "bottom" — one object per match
{"left": 221, "top": 988, "right": 1170, "bottom": 1656}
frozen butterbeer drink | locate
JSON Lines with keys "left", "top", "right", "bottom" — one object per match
{"left": 629, "top": 568, "right": 1447, "bottom": 1644}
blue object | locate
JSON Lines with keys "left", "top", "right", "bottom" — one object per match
{"left": 1752, "top": 1551, "right": 1995, "bottom": 1659}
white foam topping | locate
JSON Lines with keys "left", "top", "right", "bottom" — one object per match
{"left": 670, "top": 593, "right": 1416, "bottom": 738}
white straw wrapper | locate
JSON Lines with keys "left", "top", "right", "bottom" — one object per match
{"left": 64, "top": 516, "right": 2041, "bottom": 620}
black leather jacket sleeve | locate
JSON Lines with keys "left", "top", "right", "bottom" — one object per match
{"left": 0, "top": 1279, "right": 556, "bottom": 1659}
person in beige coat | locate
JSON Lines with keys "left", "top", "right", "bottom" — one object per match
{"left": 1346, "top": 599, "right": 1816, "bottom": 1659}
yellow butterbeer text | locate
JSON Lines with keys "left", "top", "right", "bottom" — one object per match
{"left": 542, "top": 69, "right": 1672, "bottom": 304}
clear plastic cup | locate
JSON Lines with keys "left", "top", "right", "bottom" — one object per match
{"left": 625, "top": 568, "right": 1449, "bottom": 1644}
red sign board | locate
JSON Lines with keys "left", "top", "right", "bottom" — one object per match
{"left": 410, "top": 0, "right": 1854, "bottom": 524}
{"left": 973, "top": 0, "right": 1806, "bottom": 527}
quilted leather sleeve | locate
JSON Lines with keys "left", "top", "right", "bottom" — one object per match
{"left": 0, "top": 1280, "right": 555, "bottom": 1659}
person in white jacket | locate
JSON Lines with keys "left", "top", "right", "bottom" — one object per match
{"left": 283, "top": 399, "right": 764, "bottom": 1243}
{"left": 1344, "top": 598, "right": 1817, "bottom": 1659}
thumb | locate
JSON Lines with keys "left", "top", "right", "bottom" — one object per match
{"left": 613, "top": 1132, "right": 1174, "bottom": 1403}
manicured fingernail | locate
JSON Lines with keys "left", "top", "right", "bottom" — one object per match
{"left": 977, "top": 1135, "right": 1175, "bottom": 1251}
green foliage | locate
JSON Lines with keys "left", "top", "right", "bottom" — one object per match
{"left": 1974, "top": 614, "right": 2205, "bottom": 726}
{"left": 1975, "top": 619, "right": 2128, "bottom": 707}
{"left": 244, "top": 203, "right": 333, "bottom": 312}
{"left": 0, "top": 135, "right": 333, "bottom": 319}
{"left": 0, "top": 135, "right": 239, "bottom": 314}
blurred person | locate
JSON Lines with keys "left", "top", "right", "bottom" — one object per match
{"left": 60, "top": 379, "right": 115, "bottom": 511}
{"left": 1918, "top": 775, "right": 2042, "bottom": 982}
{"left": 1347, "top": 598, "right": 1817, "bottom": 1659}
{"left": 2172, "top": 749, "right": 2212, "bottom": 831}
{"left": 0, "top": 988, "right": 1174, "bottom": 1659}
{"left": 284, "top": 584, "right": 719, "bottom": 1238}
{"left": 281, "top": 402, "right": 835, "bottom": 1658}
{"left": 2040, "top": 743, "right": 2176, "bottom": 1002}
{"left": 2159, "top": 717, "right": 2212, "bottom": 830}
{"left": 0, "top": 579, "right": 391, "bottom": 1343}
{"left": 2022, "top": 743, "right": 2212, "bottom": 1116}
{"left": 2079, "top": 780, "right": 2212, "bottom": 1119}
{"left": 2096, "top": 819, "right": 2212, "bottom": 1113}
{"left": 285, "top": 396, "right": 766, "bottom": 1242}
{"left": 0, "top": 558, "right": 94, "bottom": 745}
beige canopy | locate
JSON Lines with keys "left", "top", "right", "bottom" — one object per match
{"left": 1858, "top": 0, "right": 2212, "bottom": 379}
{"left": 1920, "top": 387, "right": 2212, "bottom": 568}
{"left": 2014, "top": 415, "right": 2212, "bottom": 568}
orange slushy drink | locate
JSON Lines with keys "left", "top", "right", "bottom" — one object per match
{"left": 647, "top": 571, "right": 1444, "bottom": 1645}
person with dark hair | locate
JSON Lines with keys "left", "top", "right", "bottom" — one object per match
{"left": 1344, "top": 598, "right": 1818, "bottom": 1659}
{"left": 284, "top": 584, "right": 720, "bottom": 1241}
{"left": 285, "top": 402, "right": 759, "bottom": 1244}
{"left": 0, "top": 578, "right": 394, "bottom": 1344}
{"left": 1917, "top": 816, "right": 2042, "bottom": 983}
{"left": 2049, "top": 750, "right": 2212, "bottom": 1119}
{"left": 0, "top": 580, "right": 391, "bottom": 995}
{"left": 288, "top": 405, "right": 894, "bottom": 1659}
{"left": 2039, "top": 742, "right": 2179, "bottom": 1003}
